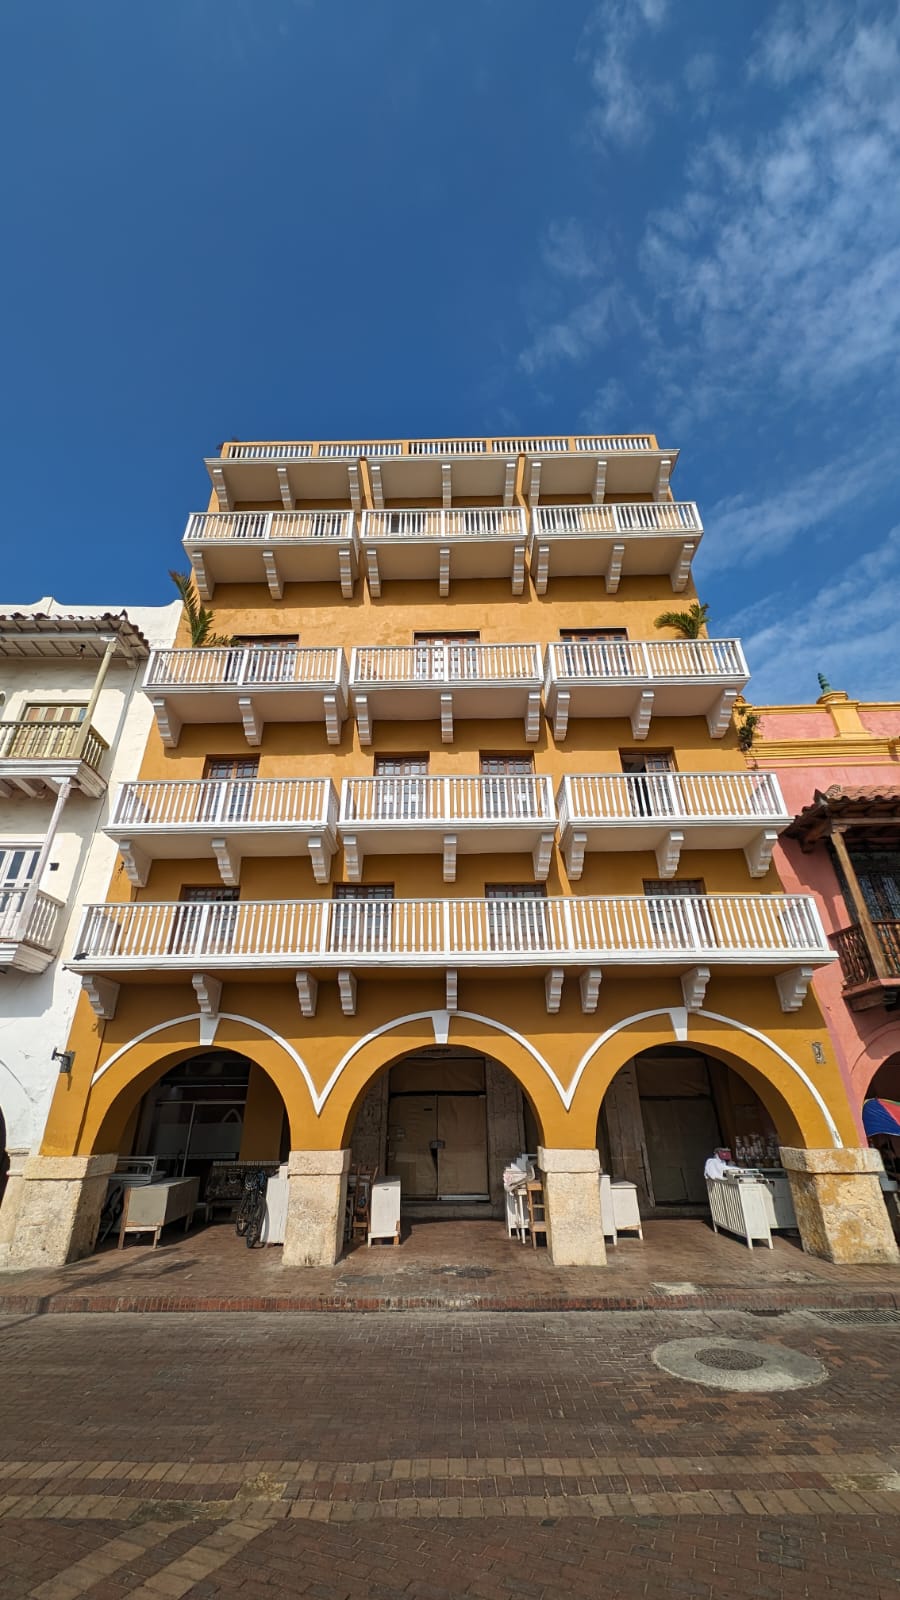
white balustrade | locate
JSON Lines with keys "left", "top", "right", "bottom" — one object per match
{"left": 492, "top": 436, "right": 568, "bottom": 453}
{"left": 317, "top": 441, "right": 403, "bottom": 457}
{"left": 363, "top": 508, "right": 525, "bottom": 541}
{"left": 185, "top": 510, "right": 355, "bottom": 544}
{"left": 408, "top": 439, "right": 487, "bottom": 455}
{"left": 112, "top": 778, "right": 336, "bottom": 832}
{"left": 145, "top": 645, "right": 345, "bottom": 691}
{"left": 558, "top": 772, "right": 787, "bottom": 827}
{"left": 546, "top": 638, "right": 748, "bottom": 682}
{"left": 0, "top": 888, "right": 64, "bottom": 951}
{"left": 575, "top": 436, "right": 654, "bottom": 452}
{"left": 211, "top": 435, "right": 659, "bottom": 464}
{"left": 352, "top": 642, "right": 542, "bottom": 687}
{"left": 340, "top": 775, "right": 556, "bottom": 825}
{"left": 70, "top": 894, "right": 831, "bottom": 968}
{"left": 532, "top": 502, "right": 701, "bottom": 536}
{"left": 225, "top": 443, "right": 311, "bottom": 460}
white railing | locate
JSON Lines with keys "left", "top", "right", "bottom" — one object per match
{"left": 576, "top": 436, "right": 654, "bottom": 452}
{"left": 69, "top": 893, "right": 831, "bottom": 967}
{"left": 546, "top": 638, "right": 748, "bottom": 682}
{"left": 558, "top": 772, "right": 787, "bottom": 827}
{"left": 362, "top": 508, "right": 525, "bottom": 541}
{"left": 184, "top": 510, "right": 355, "bottom": 544}
{"left": 0, "top": 719, "right": 108, "bottom": 770}
{"left": 492, "top": 436, "right": 568, "bottom": 453}
{"left": 225, "top": 443, "right": 312, "bottom": 460}
{"left": 0, "top": 888, "right": 65, "bottom": 952}
{"left": 317, "top": 441, "right": 403, "bottom": 458}
{"left": 145, "top": 646, "right": 346, "bottom": 691}
{"left": 532, "top": 502, "right": 701, "bottom": 537}
{"left": 409, "top": 439, "right": 487, "bottom": 455}
{"left": 352, "top": 642, "right": 543, "bottom": 686}
{"left": 111, "top": 778, "right": 336, "bottom": 832}
{"left": 340, "top": 775, "right": 556, "bottom": 826}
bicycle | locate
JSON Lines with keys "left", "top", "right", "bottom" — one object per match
{"left": 97, "top": 1182, "right": 125, "bottom": 1245}
{"left": 235, "top": 1168, "right": 268, "bottom": 1249}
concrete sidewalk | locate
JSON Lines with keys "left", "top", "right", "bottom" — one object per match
{"left": 1, "top": 1217, "right": 898, "bottom": 1315}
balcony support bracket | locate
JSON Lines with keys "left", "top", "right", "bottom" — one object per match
{"left": 370, "top": 461, "right": 384, "bottom": 511}
{"left": 338, "top": 970, "right": 357, "bottom": 1017}
{"left": 525, "top": 691, "right": 541, "bottom": 744}
{"left": 744, "top": 828, "right": 779, "bottom": 879}
{"left": 355, "top": 695, "right": 372, "bottom": 746}
{"left": 276, "top": 465, "right": 294, "bottom": 510}
{"left": 512, "top": 544, "right": 526, "bottom": 595}
{"left": 439, "top": 547, "right": 451, "bottom": 597}
{"left": 237, "top": 696, "right": 262, "bottom": 747}
{"left": 441, "top": 462, "right": 452, "bottom": 508}
{"left": 533, "top": 544, "right": 550, "bottom": 595}
{"left": 653, "top": 457, "right": 672, "bottom": 502}
{"left": 296, "top": 971, "right": 318, "bottom": 1019}
{"left": 193, "top": 973, "right": 222, "bottom": 1046}
{"left": 347, "top": 462, "right": 361, "bottom": 512}
{"left": 262, "top": 550, "right": 283, "bottom": 600}
{"left": 365, "top": 548, "right": 381, "bottom": 598}
{"left": 580, "top": 967, "right": 602, "bottom": 1013}
{"left": 564, "top": 830, "right": 588, "bottom": 881}
{"left": 776, "top": 966, "right": 814, "bottom": 1014}
{"left": 655, "top": 830, "right": 684, "bottom": 880}
{"left": 446, "top": 969, "right": 458, "bottom": 1012}
{"left": 592, "top": 458, "right": 607, "bottom": 504}
{"left": 151, "top": 697, "right": 181, "bottom": 750}
{"left": 528, "top": 459, "right": 542, "bottom": 506}
{"left": 707, "top": 687, "right": 738, "bottom": 739}
{"left": 630, "top": 690, "right": 654, "bottom": 741}
{"left": 545, "top": 968, "right": 564, "bottom": 1014}
{"left": 342, "top": 835, "right": 362, "bottom": 883}
{"left": 211, "top": 837, "right": 240, "bottom": 888}
{"left": 117, "top": 838, "right": 150, "bottom": 889}
{"left": 533, "top": 833, "right": 555, "bottom": 883}
{"left": 681, "top": 965, "right": 710, "bottom": 1012}
{"left": 503, "top": 459, "right": 516, "bottom": 507}
{"left": 670, "top": 541, "right": 695, "bottom": 593}
{"left": 339, "top": 548, "right": 354, "bottom": 598}
{"left": 307, "top": 835, "right": 332, "bottom": 885}
{"left": 443, "top": 835, "right": 457, "bottom": 883}
{"left": 440, "top": 694, "right": 454, "bottom": 744}
{"left": 82, "top": 975, "right": 120, "bottom": 1021}
{"left": 553, "top": 691, "right": 571, "bottom": 743}
{"left": 605, "top": 543, "right": 625, "bottom": 594}
{"left": 323, "top": 694, "right": 341, "bottom": 747}
{"left": 188, "top": 550, "right": 212, "bottom": 602}
{"left": 210, "top": 464, "right": 232, "bottom": 513}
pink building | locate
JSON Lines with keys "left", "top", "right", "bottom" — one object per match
{"left": 749, "top": 691, "right": 900, "bottom": 1142}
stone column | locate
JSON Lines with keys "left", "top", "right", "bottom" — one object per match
{"left": 7, "top": 1154, "right": 117, "bottom": 1268}
{"left": 780, "top": 1147, "right": 900, "bottom": 1265}
{"left": 538, "top": 1147, "right": 607, "bottom": 1267}
{"left": 0, "top": 1149, "right": 30, "bottom": 1267}
{"left": 282, "top": 1149, "right": 350, "bottom": 1267}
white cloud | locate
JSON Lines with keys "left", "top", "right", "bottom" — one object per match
{"left": 580, "top": 375, "right": 627, "bottom": 427}
{"left": 540, "top": 219, "right": 600, "bottom": 282}
{"left": 579, "top": 0, "right": 671, "bottom": 149}
{"left": 728, "top": 524, "right": 900, "bottom": 704}
{"left": 519, "top": 289, "right": 618, "bottom": 375}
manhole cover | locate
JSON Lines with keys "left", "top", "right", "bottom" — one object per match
{"left": 435, "top": 1266, "right": 494, "bottom": 1280}
{"left": 651, "top": 1337, "right": 828, "bottom": 1392}
{"left": 695, "top": 1347, "right": 766, "bottom": 1372}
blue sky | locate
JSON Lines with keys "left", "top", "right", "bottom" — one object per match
{"left": 2, "top": 0, "right": 898, "bottom": 705}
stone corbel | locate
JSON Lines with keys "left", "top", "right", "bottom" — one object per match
{"left": 276, "top": 465, "right": 294, "bottom": 509}
{"left": 744, "top": 829, "right": 779, "bottom": 878}
{"left": 365, "top": 548, "right": 381, "bottom": 597}
{"left": 441, "top": 462, "right": 452, "bottom": 508}
{"left": 440, "top": 693, "right": 454, "bottom": 744}
{"left": 442, "top": 834, "right": 457, "bottom": 883}
{"left": 346, "top": 461, "right": 361, "bottom": 512}
{"left": 262, "top": 550, "right": 283, "bottom": 600}
{"left": 553, "top": 690, "right": 571, "bottom": 742}
{"left": 533, "top": 543, "right": 550, "bottom": 595}
{"left": 337, "top": 970, "right": 357, "bottom": 1016}
{"left": 580, "top": 967, "right": 602, "bottom": 1013}
{"left": 544, "top": 968, "right": 564, "bottom": 1014}
{"left": 681, "top": 965, "right": 710, "bottom": 1012}
{"left": 188, "top": 550, "right": 212, "bottom": 602}
{"left": 211, "top": 837, "right": 240, "bottom": 888}
{"left": 564, "top": 829, "right": 588, "bottom": 881}
{"left": 653, "top": 457, "right": 672, "bottom": 502}
{"left": 295, "top": 971, "right": 318, "bottom": 1018}
{"left": 511, "top": 545, "right": 526, "bottom": 595}
{"left": 369, "top": 461, "right": 384, "bottom": 510}
{"left": 438, "top": 547, "right": 451, "bottom": 597}
{"left": 355, "top": 694, "right": 372, "bottom": 745}
{"left": 193, "top": 972, "right": 222, "bottom": 1046}
{"left": 237, "top": 696, "right": 262, "bottom": 746}
{"left": 707, "top": 687, "right": 738, "bottom": 739}
{"left": 630, "top": 689, "right": 654, "bottom": 740}
{"left": 338, "top": 548, "right": 354, "bottom": 599}
{"left": 503, "top": 459, "right": 516, "bottom": 506}
{"left": 210, "top": 463, "right": 231, "bottom": 512}
{"left": 605, "top": 542, "right": 625, "bottom": 594}
{"left": 307, "top": 835, "right": 333, "bottom": 885}
{"left": 525, "top": 691, "right": 542, "bottom": 744}
{"left": 670, "top": 541, "right": 695, "bottom": 593}
{"left": 528, "top": 459, "right": 542, "bottom": 506}
{"left": 323, "top": 694, "right": 342, "bottom": 746}
{"left": 82, "top": 975, "right": 119, "bottom": 1021}
{"left": 655, "top": 830, "right": 684, "bottom": 879}
{"left": 342, "top": 835, "right": 362, "bottom": 883}
{"left": 533, "top": 833, "right": 554, "bottom": 882}
{"left": 776, "top": 966, "right": 814, "bottom": 1013}
{"left": 117, "top": 838, "right": 150, "bottom": 889}
{"left": 592, "top": 458, "right": 607, "bottom": 503}
{"left": 151, "top": 696, "right": 181, "bottom": 750}
{"left": 445, "top": 969, "right": 458, "bottom": 1012}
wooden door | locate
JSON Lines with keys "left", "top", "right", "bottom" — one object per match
{"left": 437, "top": 1097, "right": 488, "bottom": 1197}
{"left": 387, "top": 1096, "right": 438, "bottom": 1197}
{"left": 642, "top": 1097, "right": 721, "bottom": 1204}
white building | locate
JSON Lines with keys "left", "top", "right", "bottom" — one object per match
{"left": 0, "top": 599, "right": 180, "bottom": 1255}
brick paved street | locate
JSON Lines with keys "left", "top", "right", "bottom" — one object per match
{"left": 0, "top": 1307, "right": 898, "bottom": 1597}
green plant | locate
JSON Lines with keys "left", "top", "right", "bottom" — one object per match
{"left": 735, "top": 706, "right": 761, "bottom": 753}
{"left": 653, "top": 601, "right": 710, "bottom": 638}
{"left": 169, "top": 570, "right": 235, "bottom": 647}
{"left": 817, "top": 672, "right": 833, "bottom": 694}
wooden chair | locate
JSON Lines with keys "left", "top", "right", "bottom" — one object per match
{"left": 349, "top": 1165, "right": 378, "bottom": 1242}
{"left": 525, "top": 1179, "right": 548, "bottom": 1249}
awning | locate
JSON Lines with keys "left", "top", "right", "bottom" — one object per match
{"left": 862, "top": 1098, "right": 900, "bottom": 1136}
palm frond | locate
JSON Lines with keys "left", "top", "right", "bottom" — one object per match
{"left": 653, "top": 601, "right": 710, "bottom": 639}
{"left": 169, "top": 570, "right": 235, "bottom": 647}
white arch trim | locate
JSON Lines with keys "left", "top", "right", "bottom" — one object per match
{"left": 90, "top": 1013, "right": 319, "bottom": 1107}
{"left": 568, "top": 1006, "right": 843, "bottom": 1147}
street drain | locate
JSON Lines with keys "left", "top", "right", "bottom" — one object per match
{"left": 695, "top": 1347, "right": 766, "bottom": 1372}
{"left": 435, "top": 1266, "right": 494, "bottom": 1280}
{"left": 748, "top": 1308, "right": 787, "bottom": 1317}
{"left": 809, "top": 1308, "right": 900, "bottom": 1326}
{"left": 651, "top": 1337, "right": 828, "bottom": 1392}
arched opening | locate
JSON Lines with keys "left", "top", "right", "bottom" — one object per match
{"left": 347, "top": 1044, "right": 542, "bottom": 1220}
{"left": 598, "top": 1044, "right": 791, "bottom": 1214}
{"left": 125, "top": 1049, "right": 290, "bottom": 1187}
{"left": 863, "top": 1051, "right": 900, "bottom": 1185}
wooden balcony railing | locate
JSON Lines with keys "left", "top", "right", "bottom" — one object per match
{"left": 70, "top": 893, "right": 831, "bottom": 970}
{"left": 831, "top": 921, "right": 900, "bottom": 987}
{"left": 0, "top": 719, "right": 108, "bottom": 771}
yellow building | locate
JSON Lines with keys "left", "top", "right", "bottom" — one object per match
{"left": 9, "top": 433, "right": 897, "bottom": 1268}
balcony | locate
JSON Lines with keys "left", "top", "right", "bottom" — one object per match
{"left": 360, "top": 508, "right": 527, "bottom": 594}
{"left": 349, "top": 643, "right": 544, "bottom": 745}
{"left": 106, "top": 778, "right": 339, "bottom": 888}
{"left": 183, "top": 511, "right": 359, "bottom": 600}
{"left": 68, "top": 893, "right": 834, "bottom": 1018}
{"left": 205, "top": 435, "right": 674, "bottom": 511}
{"left": 0, "top": 719, "right": 108, "bottom": 798}
{"left": 338, "top": 774, "right": 558, "bottom": 882}
{"left": 143, "top": 646, "right": 349, "bottom": 748}
{"left": 0, "top": 888, "right": 65, "bottom": 973}
{"left": 557, "top": 771, "right": 791, "bottom": 880}
{"left": 529, "top": 503, "right": 702, "bottom": 594}
{"left": 544, "top": 638, "right": 749, "bottom": 741}
{"left": 830, "top": 921, "right": 900, "bottom": 1010}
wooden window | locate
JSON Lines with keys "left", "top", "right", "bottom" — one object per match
{"left": 620, "top": 750, "right": 674, "bottom": 773}
{"left": 331, "top": 884, "right": 394, "bottom": 952}
{"left": 559, "top": 628, "right": 628, "bottom": 641}
{"left": 203, "top": 757, "right": 260, "bottom": 780}
{"left": 643, "top": 879, "right": 711, "bottom": 944}
{"left": 22, "top": 703, "right": 87, "bottom": 723}
{"left": 479, "top": 754, "right": 535, "bottom": 775}
{"left": 169, "top": 886, "right": 239, "bottom": 955}
{"left": 374, "top": 754, "right": 429, "bottom": 777}
{"left": 413, "top": 632, "right": 480, "bottom": 680}
{"left": 201, "top": 757, "right": 260, "bottom": 823}
{"left": 485, "top": 883, "right": 548, "bottom": 948}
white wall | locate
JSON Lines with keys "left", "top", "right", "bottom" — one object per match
{"left": 0, "top": 598, "right": 182, "bottom": 1154}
